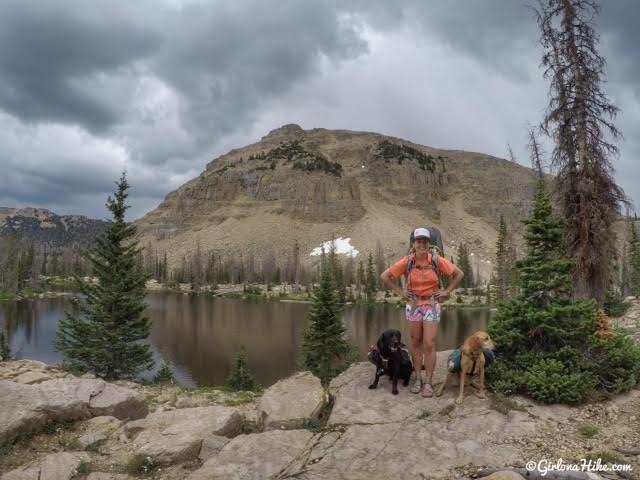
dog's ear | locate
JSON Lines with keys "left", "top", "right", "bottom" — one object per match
{"left": 466, "top": 334, "right": 483, "bottom": 353}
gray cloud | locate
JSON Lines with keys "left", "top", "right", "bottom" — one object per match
{"left": 0, "top": 1, "right": 161, "bottom": 132}
{"left": 0, "top": 0, "right": 638, "bottom": 218}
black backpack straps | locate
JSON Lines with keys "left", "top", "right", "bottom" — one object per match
{"left": 431, "top": 249, "right": 439, "bottom": 275}
{"left": 405, "top": 254, "right": 415, "bottom": 293}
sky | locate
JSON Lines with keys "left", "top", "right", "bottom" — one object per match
{"left": 0, "top": 0, "right": 638, "bottom": 221}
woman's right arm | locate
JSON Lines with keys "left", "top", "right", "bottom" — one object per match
{"left": 380, "top": 269, "right": 410, "bottom": 302}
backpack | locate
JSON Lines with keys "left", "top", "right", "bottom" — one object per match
{"left": 447, "top": 349, "right": 496, "bottom": 373}
{"left": 406, "top": 227, "right": 444, "bottom": 291}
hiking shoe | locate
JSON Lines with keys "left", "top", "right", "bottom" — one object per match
{"left": 410, "top": 378, "right": 423, "bottom": 394}
{"left": 421, "top": 381, "right": 434, "bottom": 398}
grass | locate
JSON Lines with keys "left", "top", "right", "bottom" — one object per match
{"left": 238, "top": 418, "right": 260, "bottom": 435}
{"left": 577, "top": 423, "right": 599, "bottom": 438}
{"left": 585, "top": 450, "right": 626, "bottom": 465}
{"left": 438, "top": 404, "right": 455, "bottom": 416}
{"left": 489, "top": 392, "right": 528, "bottom": 415}
{"left": 72, "top": 462, "right": 92, "bottom": 478}
{"left": 0, "top": 419, "right": 78, "bottom": 463}
{"left": 124, "top": 454, "right": 160, "bottom": 476}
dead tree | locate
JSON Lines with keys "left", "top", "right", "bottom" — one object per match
{"left": 535, "top": 0, "right": 627, "bottom": 303}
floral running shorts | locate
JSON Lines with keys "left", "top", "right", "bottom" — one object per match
{"left": 405, "top": 302, "right": 441, "bottom": 323}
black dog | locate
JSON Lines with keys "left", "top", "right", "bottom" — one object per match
{"left": 368, "top": 329, "right": 413, "bottom": 395}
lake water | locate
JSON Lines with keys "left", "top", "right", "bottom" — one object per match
{"left": 0, "top": 293, "right": 491, "bottom": 387}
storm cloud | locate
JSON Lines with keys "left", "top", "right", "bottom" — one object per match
{"left": 0, "top": 0, "right": 638, "bottom": 219}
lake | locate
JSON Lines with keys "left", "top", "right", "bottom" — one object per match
{"left": 0, "top": 293, "right": 491, "bottom": 387}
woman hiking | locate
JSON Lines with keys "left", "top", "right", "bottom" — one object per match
{"left": 380, "top": 228, "right": 464, "bottom": 397}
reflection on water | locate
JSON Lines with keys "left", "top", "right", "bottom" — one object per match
{"left": 0, "top": 293, "right": 490, "bottom": 387}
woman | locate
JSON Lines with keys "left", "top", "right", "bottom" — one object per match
{"left": 380, "top": 228, "right": 464, "bottom": 397}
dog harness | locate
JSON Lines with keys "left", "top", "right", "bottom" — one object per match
{"left": 447, "top": 349, "right": 496, "bottom": 373}
{"left": 368, "top": 343, "right": 411, "bottom": 370}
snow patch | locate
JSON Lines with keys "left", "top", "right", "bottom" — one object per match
{"left": 310, "top": 237, "right": 359, "bottom": 258}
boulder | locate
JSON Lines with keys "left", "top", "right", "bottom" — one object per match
{"left": 13, "top": 371, "right": 53, "bottom": 384}
{"left": 257, "top": 371, "right": 326, "bottom": 430}
{"left": 86, "top": 474, "right": 135, "bottom": 480}
{"left": 0, "top": 381, "right": 49, "bottom": 444}
{"left": 198, "top": 434, "right": 232, "bottom": 462}
{"left": 483, "top": 473, "right": 527, "bottom": 480}
{"left": 88, "top": 382, "right": 147, "bottom": 420}
{"left": 83, "top": 416, "right": 123, "bottom": 432}
{"left": 1, "top": 452, "right": 90, "bottom": 480}
{"left": 78, "top": 431, "right": 108, "bottom": 450}
{"left": 0, "top": 378, "right": 146, "bottom": 444}
{"left": 283, "top": 421, "right": 524, "bottom": 479}
{"left": 127, "top": 406, "right": 242, "bottom": 464}
{"left": 189, "top": 429, "right": 314, "bottom": 480}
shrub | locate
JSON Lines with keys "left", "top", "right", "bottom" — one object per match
{"left": 603, "top": 290, "right": 630, "bottom": 317}
{"left": 227, "top": 346, "right": 258, "bottom": 391}
{"left": 152, "top": 362, "right": 175, "bottom": 384}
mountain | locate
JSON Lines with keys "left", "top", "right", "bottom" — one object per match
{"left": 135, "top": 124, "right": 541, "bottom": 282}
{"left": 0, "top": 207, "right": 108, "bottom": 250}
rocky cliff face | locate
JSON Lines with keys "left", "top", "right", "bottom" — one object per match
{"left": 136, "top": 125, "right": 541, "bottom": 279}
{"left": 0, "top": 207, "right": 108, "bottom": 250}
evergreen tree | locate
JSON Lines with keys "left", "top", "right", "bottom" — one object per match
{"left": 629, "top": 221, "right": 640, "bottom": 296}
{"left": 356, "top": 259, "right": 365, "bottom": 299}
{"left": 493, "top": 215, "right": 515, "bottom": 302}
{"left": 364, "top": 253, "right": 377, "bottom": 303}
{"left": 0, "top": 329, "right": 10, "bottom": 361}
{"left": 55, "top": 173, "right": 153, "bottom": 379}
{"left": 536, "top": 0, "right": 626, "bottom": 303}
{"left": 50, "top": 253, "right": 59, "bottom": 277}
{"left": 301, "top": 261, "right": 352, "bottom": 384}
{"left": 328, "top": 242, "right": 346, "bottom": 304}
{"left": 456, "top": 243, "right": 474, "bottom": 288}
{"left": 374, "top": 240, "right": 386, "bottom": 290}
{"left": 227, "top": 346, "right": 258, "bottom": 391}
{"left": 488, "top": 179, "right": 640, "bottom": 404}
{"left": 0, "top": 231, "right": 20, "bottom": 293}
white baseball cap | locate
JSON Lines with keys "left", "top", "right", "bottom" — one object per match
{"left": 413, "top": 228, "right": 431, "bottom": 239}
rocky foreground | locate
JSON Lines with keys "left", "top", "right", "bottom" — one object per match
{"left": 1, "top": 351, "right": 639, "bottom": 480}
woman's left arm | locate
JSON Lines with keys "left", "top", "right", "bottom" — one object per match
{"left": 434, "top": 266, "right": 464, "bottom": 301}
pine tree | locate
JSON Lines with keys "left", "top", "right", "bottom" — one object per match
{"left": 364, "top": 253, "right": 377, "bottom": 303}
{"left": 488, "top": 179, "right": 640, "bottom": 403}
{"left": 456, "top": 243, "right": 474, "bottom": 288}
{"left": 0, "top": 329, "right": 10, "bottom": 361}
{"left": 328, "top": 242, "right": 345, "bottom": 304}
{"left": 55, "top": 173, "right": 153, "bottom": 379}
{"left": 301, "top": 261, "right": 352, "bottom": 384}
{"left": 629, "top": 221, "right": 640, "bottom": 296}
{"left": 494, "top": 215, "right": 512, "bottom": 301}
{"left": 227, "top": 346, "right": 258, "bottom": 391}
{"left": 356, "top": 259, "right": 365, "bottom": 299}
{"left": 536, "top": 0, "right": 626, "bottom": 303}
{"left": 374, "top": 240, "right": 386, "bottom": 290}
{"left": 0, "top": 230, "right": 20, "bottom": 293}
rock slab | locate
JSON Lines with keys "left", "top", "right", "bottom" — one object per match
{"left": 1, "top": 452, "right": 90, "bottom": 480}
{"left": 189, "top": 429, "right": 314, "bottom": 480}
{"left": 257, "top": 371, "right": 326, "bottom": 430}
{"left": 127, "top": 406, "right": 242, "bottom": 464}
{"left": 0, "top": 378, "right": 147, "bottom": 444}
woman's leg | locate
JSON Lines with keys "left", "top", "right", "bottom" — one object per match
{"left": 422, "top": 321, "right": 439, "bottom": 384}
{"left": 409, "top": 320, "right": 423, "bottom": 382}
